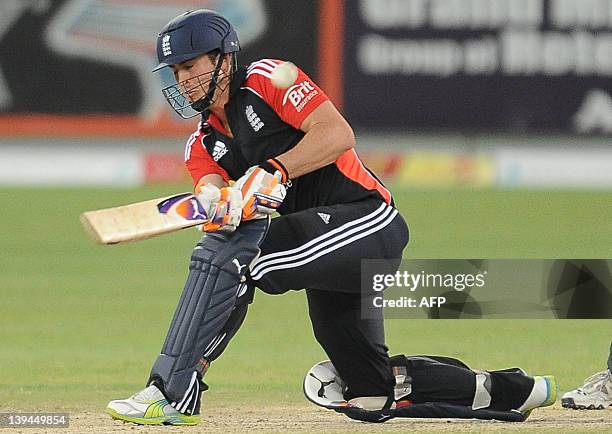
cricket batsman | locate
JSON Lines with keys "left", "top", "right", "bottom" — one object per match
{"left": 105, "top": 9, "right": 556, "bottom": 425}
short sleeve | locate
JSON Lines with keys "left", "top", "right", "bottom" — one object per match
{"left": 242, "top": 59, "right": 329, "bottom": 130}
{"left": 184, "top": 129, "right": 230, "bottom": 186}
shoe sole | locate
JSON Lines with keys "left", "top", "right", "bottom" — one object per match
{"left": 561, "top": 398, "right": 608, "bottom": 410}
{"left": 105, "top": 407, "right": 200, "bottom": 425}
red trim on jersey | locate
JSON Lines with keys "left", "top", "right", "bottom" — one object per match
{"left": 185, "top": 129, "right": 230, "bottom": 186}
{"left": 206, "top": 113, "right": 229, "bottom": 136}
{"left": 335, "top": 149, "right": 392, "bottom": 205}
{"left": 244, "top": 59, "right": 329, "bottom": 130}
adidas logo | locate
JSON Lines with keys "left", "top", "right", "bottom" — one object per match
{"left": 212, "top": 141, "right": 228, "bottom": 161}
{"left": 317, "top": 212, "right": 330, "bottom": 224}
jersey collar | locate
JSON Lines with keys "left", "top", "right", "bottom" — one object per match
{"left": 200, "top": 66, "right": 248, "bottom": 131}
{"left": 229, "top": 66, "right": 248, "bottom": 98}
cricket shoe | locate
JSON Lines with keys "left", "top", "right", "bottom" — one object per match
{"left": 105, "top": 385, "right": 199, "bottom": 425}
{"left": 518, "top": 375, "right": 557, "bottom": 415}
{"left": 562, "top": 370, "right": 612, "bottom": 410}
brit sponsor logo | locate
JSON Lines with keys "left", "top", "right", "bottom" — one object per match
{"left": 212, "top": 141, "right": 228, "bottom": 162}
{"left": 162, "top": 34, "right": 171, "bottom": 56}
{"left": 245, "top": 105, "right": 264, "bottom": 131}
{"left": 282, "top": 80, "right": 319, "bottom": 112}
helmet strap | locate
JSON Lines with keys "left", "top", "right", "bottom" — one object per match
{"left": 230, "top": 52, "right": 238, "bottom": 75}
{"left": 192, "top": 53, "right": 226, "bottom": 115}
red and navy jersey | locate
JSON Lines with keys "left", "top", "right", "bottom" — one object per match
{"left": 184, "top": 59, "right": 392, "bottom": 214}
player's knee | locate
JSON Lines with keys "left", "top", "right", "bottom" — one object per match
{"left": 386, "top": 214, "right": 409, "bottom": 258}
{"left": 250, "top": 276, "right": 292, "bottom": 295}
{"left": 309, "top": 316, "right": 342, "bottom": 348}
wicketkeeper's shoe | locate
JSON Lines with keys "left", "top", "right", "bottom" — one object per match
{"left": 518, "top": 375, "right": 557, "bottom": 414}
{"left": 562, "top": 369, "right": 612, "bottom": 410}
{"left": 105, "top": 385, "right": 200, "bottom": 425}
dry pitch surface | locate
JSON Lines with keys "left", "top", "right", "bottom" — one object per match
{"left": 2, "top": 405, "right": 611, "bottom": 434}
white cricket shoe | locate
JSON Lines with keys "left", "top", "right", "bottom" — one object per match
{"left": 105, "top": 385, "right": 199, "bottom": 425}
{"left": 562, "top": 370, "right": 612, "bottom": 410}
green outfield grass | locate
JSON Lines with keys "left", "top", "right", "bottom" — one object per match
{"left": 1, "top": 186, "right": 611, "bottom": 411}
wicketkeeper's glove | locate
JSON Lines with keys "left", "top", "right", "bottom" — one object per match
{"left": 234, "top": 159, "right": 288, "bottom": 220}
{"left": 195, "top": 183, "right": 242, "bottom": 232}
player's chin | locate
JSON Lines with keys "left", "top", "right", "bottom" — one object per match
{"left": 187, "top": 92, "right": 204, "bottom": 103}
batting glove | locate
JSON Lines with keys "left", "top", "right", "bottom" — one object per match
{"left": 234, "top": 159, "right": 288, "bottom": 220}
{"left": 195, "top": 184, "right": 242, "bottom": 232}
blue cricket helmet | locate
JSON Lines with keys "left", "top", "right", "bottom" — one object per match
{"left": 153, "top": 9, "right": 240, "bottom": 72}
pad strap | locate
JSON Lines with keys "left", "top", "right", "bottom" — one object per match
{"left": 472, "top": 370, "right": 493, "bottom": 410}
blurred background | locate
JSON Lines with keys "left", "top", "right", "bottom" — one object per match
{"left": 1, "top": 0, "right": 611, "bottom": 419}
{"left": 1, "top": 0, "right": 611, "bottom": 187}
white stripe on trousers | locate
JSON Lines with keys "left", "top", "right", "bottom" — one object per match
{"left": 177, "top": 378, "right": 198, "bottom": 414}
{"left": 175, "top": 371, "right": 198, "bottom": 413}
{"left": 250, "top": 205, "right": 398, "bottom": 280}
{"left": 251, "top": 202, "right": 388, "bottom": 271}
{"left": 190, "top": 379, "right": 199, "bottom": 415}
{"left": 204, "top": 332, "right": 227, "bottom": 358}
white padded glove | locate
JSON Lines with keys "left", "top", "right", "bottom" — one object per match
{"left": 233, "top": 166, "right": 286, "bottom": 220}
{"left": 195, "top": 184, "right": 242, "bottom": 232}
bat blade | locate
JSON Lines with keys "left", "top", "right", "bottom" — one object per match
{"left": 80, "top": 192, "right": 207, "bottom": 245}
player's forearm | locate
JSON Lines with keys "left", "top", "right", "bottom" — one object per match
{"left": 276, "top": 121, "right": 355, "bottom": 179}
{"left": 195, "top": 174, "right": 228, "bottom": 190}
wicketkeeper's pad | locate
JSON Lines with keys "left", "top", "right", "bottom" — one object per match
{"left": 303, "top": 358, "right": 527, "bottom": 423}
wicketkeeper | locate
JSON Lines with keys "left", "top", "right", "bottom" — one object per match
{"left": 105, "top": 9, "right": 555, "bottom": 425}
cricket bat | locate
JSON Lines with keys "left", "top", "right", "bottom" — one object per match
{"left": 80, "top": 192, "right": 207, "bottom": 245}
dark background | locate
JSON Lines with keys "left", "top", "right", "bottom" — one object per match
{"left": 0, "top": 0, "right": 318, "bottom": 114}
{"left": 1, "top": 0, "right": 611, "bottom": 135}
{"left": 342, "top": 0, "right": 612, "bottom": 133}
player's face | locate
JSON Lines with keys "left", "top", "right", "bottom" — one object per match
{"left": 171, "top": 54, "right": 227, "bottom": 104}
